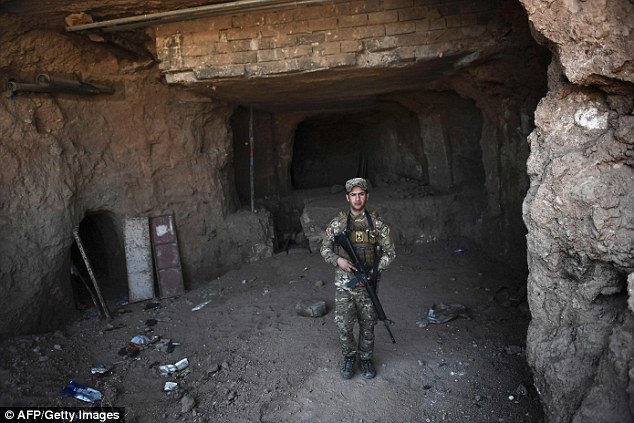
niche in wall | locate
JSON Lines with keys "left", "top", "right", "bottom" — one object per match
{"left": 70, "top": 211, "right": 127, "bottom": 310}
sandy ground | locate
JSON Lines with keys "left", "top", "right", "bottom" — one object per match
{"left": 0, "top": 239, "right": 543, "bottom": 423}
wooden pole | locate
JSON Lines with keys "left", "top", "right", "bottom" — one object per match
{"left": 72, "top": 227, "right": 112, "bottom": 319}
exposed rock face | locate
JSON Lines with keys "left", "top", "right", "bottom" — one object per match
{"left": 0, "top": 15, "right": 273, "bottom": 337}
{"left": 521, "top": 0, "right": 634, "bottom": 421}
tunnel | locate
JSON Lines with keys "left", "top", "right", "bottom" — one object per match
{"left": 230, "top": 90, "right": 496, "bottom": 256}
{"left": 70, "top": 212, "right": 128, "bottom": 312}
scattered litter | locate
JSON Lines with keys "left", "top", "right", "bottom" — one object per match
{"left": 118, "top": 344, "right": 140, "bottom": 358}
{"left": 144, "top": 301, "right": 161, "bottom": 310}
{"left": 516, "top": 383, "right": 528, "bottom": 397}
{"left": 175, "top": 367, "right": 192, "bottom": 379}
{"left": 154, "top": 340, "right": 177, "bottom": 353}
{"left": 118, "top": 335, "right": 154, "bottom": 358}
{"left": 130, "top": 335, "right": 151, "bottom": 346}
{"left": 417, "top": 303, "right": 470, "bottom": 327}
{"left": 61, "top": 381, "right": 103, "bottom": 403}
{"left": 159, "top": 358, "right": 189, "bottom": 376}
{"left": 303, "top": 267, "right": 310, "bottom": 271}
{"left": 295, "top": 300, "right": 328, "bottom": 317}
{"left": 90, "top": 364, "right": 112, "bottom": 378}
{"left": 116, "top": 298, "right": 129, "bottom": 306}
{"left": 164, "top": 382, "right": 178, "bottom": 391}
{"left": 192, "top": 300, "right": 212, "bottom": 311}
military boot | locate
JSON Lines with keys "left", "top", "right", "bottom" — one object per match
{"left": 360, "top": 359, "right": 376, "bottom": 379}
{"left": 340, "top": 355, "right": 356, "bottom": 379}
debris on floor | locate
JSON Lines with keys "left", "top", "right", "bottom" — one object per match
{"left": 60, "top": 381, "right": 103, "bottom": 403}
{"left": 416, "top": 303, "right": 470, "bottom": 327}
{"left": 295, "top": 300, "right": 328, "bottom": 317}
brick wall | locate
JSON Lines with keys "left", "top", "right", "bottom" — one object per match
{"left": 155, "top": 0, "right": 497, "bottom": 82}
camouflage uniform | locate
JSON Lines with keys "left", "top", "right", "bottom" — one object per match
{"left": 320, "top": 209, "right": 396, "bottom": 360}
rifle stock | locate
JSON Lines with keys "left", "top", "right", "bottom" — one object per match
{"left": 334, "top": 230, "right": 396, "bottom": 344}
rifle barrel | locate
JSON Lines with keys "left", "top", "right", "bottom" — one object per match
{"left": 334, "top": 231, "right": 396, "bottom": 343}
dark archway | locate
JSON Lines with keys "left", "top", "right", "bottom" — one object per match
{"left": 70, "top": 211, "right": 127, "bottom": 311}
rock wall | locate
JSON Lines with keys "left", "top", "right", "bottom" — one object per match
{"left": 521, "top": 0, "right": 634, "bottom": 421}
{"left": 0, "top": 16, "right": 273, "bottom": 338}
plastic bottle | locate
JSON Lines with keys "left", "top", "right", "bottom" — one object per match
{"left": 61, "top": 381, "right": 103, "bottom": 403}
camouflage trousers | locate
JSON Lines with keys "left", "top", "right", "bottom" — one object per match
{"left": 334, "top": 287, "right": 377, "bottom": 360}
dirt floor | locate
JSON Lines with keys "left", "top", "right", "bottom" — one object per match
{"left": 0, "top": 238, "right": 544, "bottom": 423}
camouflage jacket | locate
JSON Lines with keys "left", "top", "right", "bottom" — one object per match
{"left": 320, "top": 210, "right": 396, "bottom": 290}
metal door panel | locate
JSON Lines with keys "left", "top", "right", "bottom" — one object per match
{"left": 150, "top": 215, "right": 185, "bottom": 298}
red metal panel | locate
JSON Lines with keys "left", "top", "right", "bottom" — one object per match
{"left": 150, "top": 215, "right": 185, "bottom": 298}
{"left": 156, "top": 268, "right": 184, "bottom": 299}
{"left": 155, "top": 243, "right": 181, "bottom": 268}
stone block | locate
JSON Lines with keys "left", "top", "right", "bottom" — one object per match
{"left": 385, "top": 21, "right": 416, "bottom": 35}
{"left": 269, "top": 34, "right": 298, "bottom": 48}
{"left": 429, "top": 16, "right": 447, "bottom": 31}
{"left": 288, "top": 21, "right": 311, "bottom": 35}
{"left": 336, "top": 0, "right": 382, "bottom": 14}
{"left": 296, "top": 32, "right": 326, "bottom": 46}
{"left": 353, "top": 25, "right": 386, "bottom": 40}
{"left": 257, "top": 48, "right": 285, "bottom": 62}
{"left": 364, "top": 36, "right": 398, "bottom": 52}
{"left": 226, "top": 26, "right": 260, "bottom": 41}
{"left": 285, "top": 45, "right": 313, "bottom": 59}
{"left": 227, "top": 39, "right": 258, "bottom": 53}
{"left": 313, "top": 41, "right": 341, "bottom": 56}
{"left": 396, "top": 32, "right": 429, "bottom": 47}
{"left": 398, "top": 6, "right": 427, "bottom": 21}
{"left": 300, "top": 4, "right": 336, "bottom": 20}
{"left": 338, "top": 13, "right": 369, "bottom": 29}
{"left": 231, "top": 13, "right": 265, "bottom": 29}
{"left": 368, "top": 10, "right": 399, "bottom": 25}
{"left": 340, "top": 40, "right": 363, "bottom": 53}
{"left": 322, "top": 53, "right": 357, "bottom": 68}
{"left": 183, "top": 43, "right": 215, "bottom": 58}
{"left": 415, "top": 18, "right": 430, "bottom": 32}
{"left": 383, "top": 0, "right": 414, "bottom": 9}
{"left": 395, "top": 46, "right": 417, "bottom": 60}
{"left": 265, "top": 9, "right": 295, "bottom": 25}
{"left": 308, "top": 17, "right": 338, "bottom": 32}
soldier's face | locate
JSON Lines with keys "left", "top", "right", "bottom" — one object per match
{"left": 346, "top": 187, "right": 368, "bottom": 213}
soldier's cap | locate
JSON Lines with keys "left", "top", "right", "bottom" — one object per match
{"left": 345, "top": 177, "right": 368, "bottom": 193}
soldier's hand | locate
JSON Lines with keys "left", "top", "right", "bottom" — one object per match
{"left": 336, "top": 257, "right": 357, "bottom": 273}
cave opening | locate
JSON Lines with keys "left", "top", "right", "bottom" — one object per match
{"left": 290, "top": 95, "right": 485, "bottom": 193}
{"left": 70, "top": 211, "right": 127, "bottom": 312}
{"left": 231, "top": 91, "right": 490, "bottom": 253}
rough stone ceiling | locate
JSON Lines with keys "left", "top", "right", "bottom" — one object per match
{"left": 192, "top": 54, "right": 471, "bottom": 111}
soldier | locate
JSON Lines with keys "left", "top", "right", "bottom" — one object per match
{"left": 320, "top": 177, "right": 396, "bottom": 379}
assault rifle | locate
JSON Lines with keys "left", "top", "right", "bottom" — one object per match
{"left": 334, "top": 230, "right": 396, "bottom": 344}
